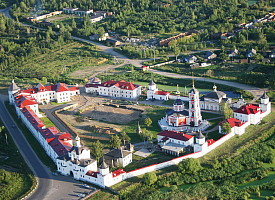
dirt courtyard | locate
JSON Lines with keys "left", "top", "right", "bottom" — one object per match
{"left": 82, "top": 105, "right": 141, "bottom": 124}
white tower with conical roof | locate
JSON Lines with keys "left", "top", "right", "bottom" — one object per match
{"left": 194, "top": 131, "right": 208, "bottom": 153}
{"left": 75, "top": 135, "right": 81, "bottom": 147}
{"left": 147, "top": 79, "right": 158, "bottom": 100}
{"left": 8, "top": 79, "right": 20, "bottom": 105}
{"left": 188, "top": 78, "right": 202, "bottom": 127}
{"left": 259, "top": 91, "right": 271, "bottom": 116}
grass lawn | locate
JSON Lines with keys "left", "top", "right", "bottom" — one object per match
{"left": 0, "top": 118, "right": 36, "bottom": 200}
{"left": 5, "top": 101, "right": 57, "bottom": 171}
{"left": 40, "top": 116, "right": 60, "bottom": 131}
{"left": 134, "top": 81, "right": 211, "bottom": 94}
{"left": 50, "top": 101, "right": 68, "bottom": 105}
{"left": 123, "top": 152, "right": 176, "bottom": 172}
{"left": 87, "top": 189, "right": 118, "bottom": 200}
{"left": 200, "top": 111, "right": 275, "bottom": 163}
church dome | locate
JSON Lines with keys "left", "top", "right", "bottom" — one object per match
{"left": 174, "top": 98, "right": 183, "bottom": 105}
{"left": 90, "top": 77, "right": 101, "bottom": 84}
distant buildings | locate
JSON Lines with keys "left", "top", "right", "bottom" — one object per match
{"left": 220, "top": 32, "right": 235, "bottom": 40}
{"left": 85, "top": 78, "right": 142, "bottom": 99}
{"left": 159, "top": 30, "right": 198, "bottom": 46}
{"left": 228, "top": 49, "right": 239, "bottom": 57}
{"left": 185, "top": 55, "right": 197, "bottom": 63}
{"left": 104, "top": 148, "right": 132, "bottom": 167}
{"left": 246, "top": 48, "right": 257, "bottom": 58}
{"left": 204, "top": 51, "right": 217, "bottom": 60}
{"left": 63, "top": 8, "right": 93, "bottom": 15}
{"left": 106, "top": 39, "right": 121, "bottom": 46}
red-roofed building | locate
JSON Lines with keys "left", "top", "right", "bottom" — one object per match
{"left": 14, "top": 94, "right": 39, "bottom": 115}
{"left": 19, "top": 82, "right": 79, "bottom": 104}
{"left": 85, "top": 80, "right": 141, "bottom": 99}
{"left": 157, "top": 130, "right": 194, "bottom": 156}
{"left": 233, "top": 104, "right": 261, "bottom": 125}
{"left": 218, "top": 118, "right": 249, "bottom": 135}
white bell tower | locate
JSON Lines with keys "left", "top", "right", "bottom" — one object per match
{"left": 188, "top": 78, "right": 202, "bottom": 127}
{"left": 75, "top": 136, "right": 81, "bottom": 147}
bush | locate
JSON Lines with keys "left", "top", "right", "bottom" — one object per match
{"left": 143, "top": 172, "right": 158, "bottom": 186}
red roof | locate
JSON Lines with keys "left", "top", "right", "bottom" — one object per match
{"left": 234, "top": 104, "right": 260, "bottom": 115}
{"left": 207, "top": 139, "right": 216, "bottom": 146}
{"left": 154, "top": 91, "right": 170, "bottom": 95}
{"left": 86, "top": 171, "right": 98, "bottom": 178}
{"left": 22, "top": 106, "right": 45, "bottom": 130}
{"left": 15, "top": 95, "right": 38, "bottom": 108}
{"left": 103, "top": 80, "right": 140, "bottom": 90}
{"left": 157, "top": 130, "right": 193, "bottom": 141}
{"left": 21, "top": 83, "right": 76, "bottom": 94}
{"left": 219, "top": 118, "right": 245, "bottom": 128}
{"left": 112, "top": 169, "right": 126, "bottom": 177}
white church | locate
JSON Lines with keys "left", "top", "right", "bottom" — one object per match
{"left": 158, "top": 81, "right": 210, "bottom": 132}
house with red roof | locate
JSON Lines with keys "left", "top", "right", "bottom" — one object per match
{"left": 233, "top": 104, "right": 261, "bottom": 125}
{"left": 218, "top": 118, "right": 249, "bottom": 136}
{"left": 19, "top": 82, "right": 79, "bottom": 104}
{"left": 85, "top": 79, "right": 142, "bottom": 99}
{"left": 157, "top": 130, "right": 194, "bottom": 156}
{"left": 147, "top": 79, "right": 170, "bottom": 101}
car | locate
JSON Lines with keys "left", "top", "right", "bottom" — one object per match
{"left": 12, "top": 124, "right": 16, "bottom": 128}
{"left": 52, "top": 172, "right": 58, "bottom": 176}
{"left": 77, "top": 193, "right": 85, "bottom": 197}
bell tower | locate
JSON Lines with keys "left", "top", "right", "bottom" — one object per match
{"left": 188, "top": 77, "right": 202, "bottom": 126}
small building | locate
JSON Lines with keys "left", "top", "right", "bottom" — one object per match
{"left": 200, "top": 84, "right": 231, "bottom": 111}
{"left": 205, "top": 51, "right": 217, "bottom": 60}
{"left": 63, "top": 8, "right": 79, "bottom": 14}
{"left": 141, "top": 65, "right": 149, "bottom": 71}
{"left": 218, "top": 118, "right": 249, "bottom": 135}
{"left": 246, "top": 48, "right": 257, "bottom": 58}
{"left": 231, "top": 96, "right": 246, "bottom": 109}
{"left": 90, "top": 15, "right": 104, "bottom": 23}
{"left": 185, "top": 55, "right": 197, "bottom": 63}
{"left": 157, "top": 130, "right": 194, "bottom": 156}
{"left": 228, "top": 49, "right": 239, "bottom": 57}
{"left": 89, "top": 33, "right": 109, "bottom": 41}
{"left": 259, "top": 91, "right": 271, "bottom": 118}
{"left": 106, "top": 39, "right": 121, "bottom": 46}
{"left": 193, "top": 131, "right": 208, "bottom": 153}
{"left": 233, "top": 104, "right": 261, "bottom": 125}
{"left": 221, "top": 32, "right": 235, "bottom": 40}
{"left": 190, "top": 63, "right": 200, "bottom": 69}
{"left": 104, "top": 148, "right": 132, "bottom": 167}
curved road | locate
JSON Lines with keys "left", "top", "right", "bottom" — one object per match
{"left": 0, "top": 95, "right": 96, "bottom": 199}
{"left": 149, "top": 69, "right": 265, "bottom": 102}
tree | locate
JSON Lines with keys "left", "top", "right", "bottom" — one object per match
{"left": 178, "top": 158, "right": 202, "bottom": 174}
{"left": 144, "top": 117, "right": 152, "bottom": 127}
{"left": 97, "top": 27, "right": 105, "bottom": 38}
{"left": 41, "top": 77, "right": 47, "bottom": 85}
{"left": 221, "top": 122, "right": 231, "bottom": 134}
{"left": 72, "top": 18, "right": 77, "bottom": 29}
{"left": 221, "top": 102, "right": 233, "bottom": 119}
{"left": 143, "top": 172, "right": 157, "bottom": 185}
{"left": 141, "top": 129, "right": 154, "bottom": 143}
{"left": 120, "top": 131, "right": 130, "bottom": 145}
{"left": 174, "top": 46, "right": 180, "bottom": 61}
{"left": 110, "top": 135, "right": 121, "bottom": 149}
{"left": 91, "top": 140, "right": 104, "bottom": 162}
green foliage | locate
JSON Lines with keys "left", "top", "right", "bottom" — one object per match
{"left": 221, "top": 121, "right": 232, "bottom": 134}
{"left": 178, "top": 158, "right": 202, "bottom": 174}
{"left": 90, "top": 140, "right": 104, "bottom": 162}
{"left": 143, "top": 172, "right": 157, "bottom": 186}
{"left": 221, "top": 102, "right": 234, "bottom": 119}
{"left": 140, "top": 129, "right": 154, "bottom": 142}
{"left": 120, "top": 131, "right": 131, "bottom": 145}
{"left": 109, "top": 134, "right": 121, "bottom": 149}
{"left": 144, "top": 117, "right": 152, "bottom": 127}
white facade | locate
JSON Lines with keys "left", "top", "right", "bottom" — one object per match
{"left": 188, "top": 86, "right": 202, "bottom": 126}
{"left": 19, "top": 82, "right": 80, "bottom": 104}
{"left": 85, "top": 80, "right": 142, "bottom": 99}
{"left": 193, "top": 132, "right": 208, "bottom": 153}
{"left": 234, "top": 104, "right": 261, "bottom": 125}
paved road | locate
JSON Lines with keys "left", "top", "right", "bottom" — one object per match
{"left": 0, "top": 95, "right": 95, "bottom": 200}
{"left": 149, "top": 69, "right": 265, "bottom": 102}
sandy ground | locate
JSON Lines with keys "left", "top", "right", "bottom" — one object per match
{"left": 58, "top": 94, "right": 146, "bottom": 139}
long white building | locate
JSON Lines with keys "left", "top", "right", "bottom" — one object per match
{"left": 85, "top": 78, "right": 142, "bottom": 99}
